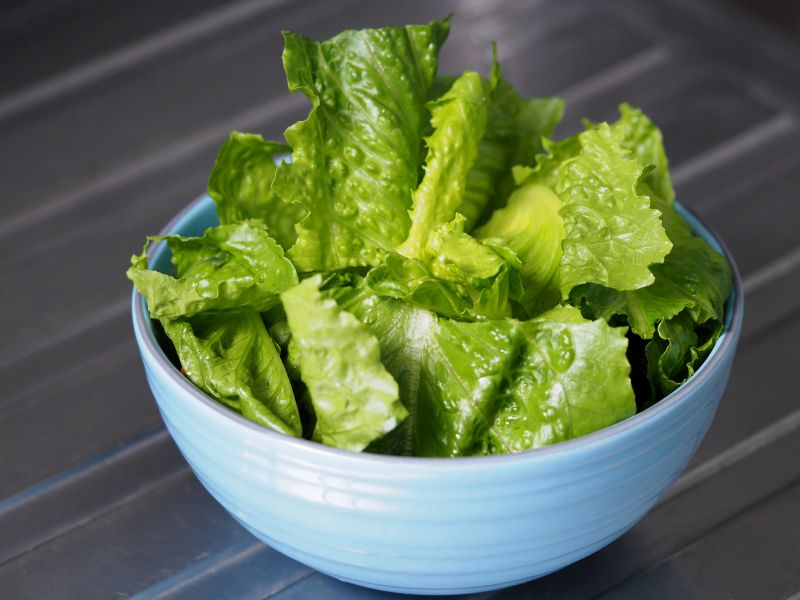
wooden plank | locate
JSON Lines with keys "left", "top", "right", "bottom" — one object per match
{"left": 0, "top": 332, "right": 160, "bottom": 498}
{"left": 691, "top": 306, "right": 800, "bottom": 465}
{"left": 695, "top": 153, "right": 800, "bottom": 275}
{"left": 598, "top": 478, "right": 800, "bottom": 600}
{"left": 742, "top": 256, "right": 800, "bottom": 339}
{"left": 0, "top": 0, "right": 231, "bottom": 99}
{"left": 0, "top": 430, "right": 183, "bottom": 564}
{"left": 495, "top": 3, "right": 655, "bottom": 97}
{"left": 0, "top": 472, "right": 309, "bottom": 600}
{"left": 138, "top": 541, "right": 310, "bottom": 600}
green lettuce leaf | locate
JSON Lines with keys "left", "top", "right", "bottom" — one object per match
{"left": 425, "top": 215, "right": 522, "bottom": 319}
{"left": 533, "top": 124, "right": 672, "bottom": 297}
{"left": 338, "top": 290, "right": 632, "bottom": 457}
{"left": 645, "top": 311, "right": 723, "bottom": 398}
{"left": 478, "top": 122, "right": 672, "bottom": 315}
{"left": 476, "top": 181, "right": 565, "bottom": 317}
{"left": 570, "top": 200, "right": 731, "bottom": 338}
{"left": 344, "top": 64, "right": 546, "bottom": 321}
{"left": 414, "top": 317, "right": 520, "bottom": 457}
{"left": 569, "top": 107, "right": 731, "bottom": 338}
{"left": 162, "top": 309, "right": 301, "bottom": 437}
{"left": 364, "top": 253, "right": 474, "bottom": 319}
{"left": 477, "top": 305, "right": 635, "bottom": 454}
{"left": 128, "top": 222, "right": 298, "bottom": 319}
{"left": 427, "top": 214, "right": 507, "bottom": 284}
{"left": 207, "top": 132, "right": 304, "bottom": 250}
{"left": 337, "top": 286, "right": 519, "bottom": 457}
{"left": 281, "top": 275, "right": 407, "bottom": 451}
{"left": 375, "top": 63, "right": 533, "bottom": 321}
{"left": 458, "top": 57, "right": 564, "bottom": 229}
{"left": 591, "top": 103, "right": 675, "bottom": 205}
{"left": 397, "top": 70, "right": 491, "bottom": 258}
{"left": 331, "top": 286, "right": 430, "bottom": 455}
{"left": 274, "top": 20, "right": 450, "bottom": 271}
{"left": 365, "top": 215, "right": 521, "bottom": 320}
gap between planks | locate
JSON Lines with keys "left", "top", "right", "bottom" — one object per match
{"left": 129, "top": 539, "right": 312, "bottom": 600}
{"left": 666, "top": 406, "right": 800, "bottom": 500}
{"left": 742, "top": 245, "right": 800, "bottom": 296}
{"left": 0, "top": 429, "right": 186, "bottom": 567}
{"left": 672, "top": 112, "right": 797, "bottom": 187}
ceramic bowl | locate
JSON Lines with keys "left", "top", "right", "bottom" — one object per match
{"left": 131, "top": 195, "right": 742, "bottom": 595}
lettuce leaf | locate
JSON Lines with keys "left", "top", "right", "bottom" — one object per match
{"left": 337, "top": 289, "right": 633, "bottom": 457}
{"left": 274, "top": 20, "right": 450, "bottom": 271}
{"left": 588, "top": 103, "right": 675, "bottom": 205}
{"left": 364, "top": 253, "right": 474, "bottom": 319}
{"left": 569, "top": 107, "right": 731, "bottom": 338}
{"left": 207, "top": 132, "right": 304, "bottom": 250}
{"left": 534, "top": 124, "right": 672, "bottom": 296}
{"left": 426, "top": 214, "right": 507, "bottom": 284}
{"left": 476, "top": 305, "right": 635, "bottom": 454}
{"left": 571, "top": 199, "right": 731, "bottom": 338}
{"left": 365, "top": 215, "right": 521, "bottom": 320}
{"left": 397, "top": 70, "right": 491, "bottom": 258}
{"left": 337, "top": 286, "right": 518, "bottom": 456}
{"left": 281, "top": 275, "right": 407, "bottom": 451}
{"left": 162, "top": 309, "right": 301, "bottom": 437}
{"left": 371, "top": 69, "right": 521, "bottom": 320}
{"left": 476, "top": 181, "right": 564, "bottom": 317}
{"left": 127, "top": 222, "right": 298, "bottom": 318}
{"left": 476, "top": 121, "right": 672, "bottom": 317}
{"left": 425, "top": 215, "right": 523, "bottom": 319}
{"left": 644, "top": 311, "right": 723, "bottom": 397}
{"left": 415, "top": 317, "right": 520, "bottom": 457}
{"left": 458, "top": 57, "right": 564, "bottom": 229}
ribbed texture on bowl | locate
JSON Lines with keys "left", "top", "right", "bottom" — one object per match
{"left": 131, "top": 196, "right": 742, "bottom": 594}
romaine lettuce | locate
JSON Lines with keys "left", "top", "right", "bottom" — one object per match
{"left": 208, "top": 132, "right": 303, "bottom": 251}
{"left": 459, "top": 56, "right": 564, "bottom": 229}
{"left": 397, "top": 70, "right": 492, "bottom": 259}
{"left": 274, "top": 19, "right": 451, "bottom": 271}
{"left": 337, "top": 288, "right": 633, "bottom": 456}
{"left": 477, "top": 306, "right": 635, "bottom": 454}
{"left": 336, "top": 285, "right": 518, "bottom": 456}
{"left": 281, "top": 275, "right": 407, "bottom": 451}
{"left": 128, "top": 19, "right": 732, "bottom": 456}
{"left": 163, "top": 309, "right": 302, "bottom": 437}
{"left": 127, "top": 222, "right": 298, "bottom": 319}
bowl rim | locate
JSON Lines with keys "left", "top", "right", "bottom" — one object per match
{"left": 132, "top": 194, "right": 744, "bottom": 468}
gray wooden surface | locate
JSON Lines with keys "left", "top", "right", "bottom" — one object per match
{"left": 1, "top": 0, "right": 799, "bottom": 598}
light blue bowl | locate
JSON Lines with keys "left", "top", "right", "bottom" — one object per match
{"left": 131, "top": 195, "right": 742, "bottom": 595}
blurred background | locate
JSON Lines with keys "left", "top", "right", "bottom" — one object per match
{"left": 1, "top": 1, "right": 798, "bottom": 598}
{"left": 727, "top": 0, "right": 800, "bottom": 36}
